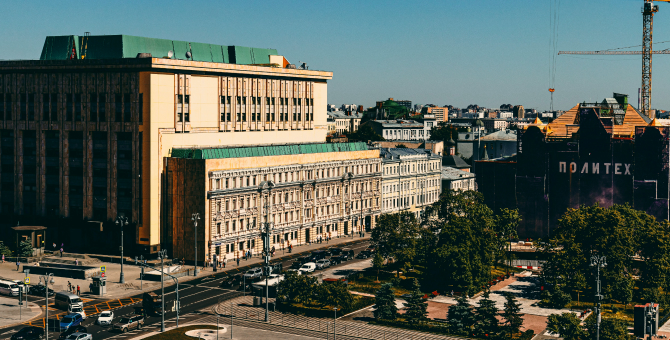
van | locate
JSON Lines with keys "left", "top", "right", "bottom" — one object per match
{"left": 0, "top": 280, "right": 20, "bottom": 296}
{"left": 299, "top": 262, "right": 317, "bottom": 274}
{"left": 55, "top": 292, "right": 84, "bottom": 311}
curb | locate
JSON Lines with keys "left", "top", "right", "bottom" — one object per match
{"left": 0, "top": 303, "right": 43, "bottom": 330}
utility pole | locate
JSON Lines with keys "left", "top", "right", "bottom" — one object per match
{"left": 260, "top": 181, "right": 275, "bottom": 323}
{"left": 333, "top": 307, "right": 338, "bottom": 340}
{"left": 116, "top": 214, "right": 129, "bottom": 284}
{"left": 590, "top": 255, "right": 607, "bottom": 340}
{"left": 192, "top": 213, "right": 200, "bottom": 276}
{"left": 39, "top": 273, "right": 53, "bottom": 340}
{"left": 158, "top": 249, "right": 167, "bottom": 332}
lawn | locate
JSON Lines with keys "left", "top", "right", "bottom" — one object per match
{"left": 142, "top": 325, "right": 219, "bottom": 340}
{"left": 347, "top": 264, "right": 524, "bottom": 296}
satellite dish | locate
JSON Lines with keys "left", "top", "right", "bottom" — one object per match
{"left": 168, "top": 50, "right": 174, "bottom": 58}
{"left": 185, "top": 51, "right": 192, "bottom": 59}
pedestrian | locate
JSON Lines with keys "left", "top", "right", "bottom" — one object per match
{"left": 68, "top": 281, "right": 72, "bottom": 292}
{"left": 237, "top": 257, "right": 240, "bottom": 266}
{"left": 60, "top": 248, "right": 63, "bottom": 257}
{"left": 52, "top": 243, "right": 56, "bottom": 250}
{"left": 289, "top": 244, "right": 292, "bottom": 253}
{"left": 76, "top": 285, "right": 80, "bottom": 296}
{"left": 16, "top": 260, "right": 20, "bottom": 271}
{"left": 89, "top": 283, "right": 92, "bottom": 293}
{"left": 75, "top": 259, "right": 78, "bottom": 266}
{"left": 1, "top": 254, "right": 4, "bottom": 263}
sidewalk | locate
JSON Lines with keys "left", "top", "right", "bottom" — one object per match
{"left": 0, "top": 234, "right": 371, "bottom": 302}
{"left": 0, "top": 295, "right": 42, "bottom": 328}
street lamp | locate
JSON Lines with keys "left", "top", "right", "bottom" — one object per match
{"left": 259, "top": 180, "right": 275, "bottom": 322}
{"left": 115, "top": 214, "right": 129, "bottom": 284}
{"left": 192, "top": 213, "right": 200, "bottom": 276}
{"left": 39, "top": 273, "right": 54, "bottom": 340}
{"left": 590, "top": 255, "right": 607, "bottom": 340}
{"left": 333, "top": 307, "right": 338, "bottom": 340}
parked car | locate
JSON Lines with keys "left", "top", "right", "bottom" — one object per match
{"left": 309, "top": 250, "right": 327, "bottom": 262}
{"left": 329, "top": 256, "right": 342, "bottom": 265}
{"left": 365, "top": 246, "right": 376, "bottom": 253}
{"left": 333, "top": 254, "right": 349, "bottom": 262}
{"left": 58, "top": 326, "right": 87, "bottom": 340}
{"left": 64, "top": 333, "right": 92, "bottom": 340}
{"left": 315, "top": 259, "right": 331, "bottom": 269}
{"left": 11, "top": 326, "right": 44, "bottom": 340}
{"left": 69, "top": 305, "right": 87, "bottom": 320}
{"left": 296, "top": 256, "right": 311, "bottom": 264}
{"left": 341, "top": 248, "right": 355, "bottom": 258}
{"left": 221, "top": 274, "right": 241, "bottom": 288}
{"left": 290, "top": 261, "right": 302, "bottom": 269}
{"left": 299, "top": 262, "right": 317, "bottom": 274}
{"left": 327, "top": 247, "right": 342, "bottom": 256}
{"left": 97, "top": 310, "right": 114, "bottom": 325}
{"left": 356, "top": 250, "right": 372, "bottom": 259}
{"left": 28, "top": 284, "right": 55, "bottom": 297}
{"left": 113, "top": 315, "right": 145, "bottom": 333}
{"left": 269, "top": 263, "right": 283, "bottom": 274}
{"left": 59, "top": 313, "right": 84, "bottom": 331}
{"left": 285, "top": 269, "right": 302, "bottom": 275}
{"left": 243, "top": 267, "right": 263, "bottom": 280}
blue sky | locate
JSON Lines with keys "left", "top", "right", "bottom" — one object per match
{"left": 2, "top": 0, "right": 668, "bottom": 111}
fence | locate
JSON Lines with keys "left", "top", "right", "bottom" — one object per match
{"left": 214, "top": 297, "right": 460, "bottom": 340}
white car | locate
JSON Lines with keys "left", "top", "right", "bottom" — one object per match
{"left": 69, "top": 305, "right": 87, "bottom": 320}
{"left": 299, "top": 262, "right": 316, "bottom": 273}
{"left": 65, "top": 333, "right": 93, "bottom": 340}
{"left": 97, "top": 310, "right": 114, "bottom": 325}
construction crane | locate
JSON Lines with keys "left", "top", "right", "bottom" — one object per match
{"left": 559, "top": 0, "right": 670, "bottom": 118}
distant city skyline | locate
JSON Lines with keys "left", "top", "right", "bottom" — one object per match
{"left": 2, "top": 0, "right": 668, "bottom": 111}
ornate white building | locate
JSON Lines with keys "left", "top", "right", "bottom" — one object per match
{"left": 379, "top": 148, "right": 442, "bottom": 219}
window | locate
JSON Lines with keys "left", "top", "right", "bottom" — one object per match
{"left": 28, "top": 94, "right": 35, "bottom": 121}
{"left": 89, "top": 93, "right": 97, "bottom": 121}
{"left": 74, "top": 94, "right": 81, "bottom": 121}
{"left": 42, "top": 94, "right": 50, "bottom": 121}
{"left": 98, "top": 94, "right": 105, "bottom": 121}
{"left": 177, "top": 95, "right": 183, "bottom": 122}
{"left": 115, "top": 94, "right": 122, "bottom": 122}
{"left": 139, "top": 93, "right": 144, "bottom": 123}
{"left": 183, "top": 95, "right": 190, "bottom": 122}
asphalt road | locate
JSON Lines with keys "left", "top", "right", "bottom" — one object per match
{"left": 0, "top": 239, "right": 372, "bottom": 339}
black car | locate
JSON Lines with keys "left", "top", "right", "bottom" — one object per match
{"left": 333, "top": 254, "right": 349, "bottom": 262}
{"left": 296, "top": 256, "right": 311, "bottom": 264}
{"left": 58, "top": 326, "right": 87, "bottom": 340}
{"left": 329, "top": 256, "right": 342, "bottom": 265}
{"left": 290, "top": 261, "right": 302, "bottom": 269}
{"left": 28, "top": 284, "right": 55, "bottom": 297}
{"left": 270, "top": 262, "right": 283, "bottom": 273}
{"left": 221, "top": 274, "right": 241, "bottom": 288}
{"left": 11, "top": 326, "right": 45, "bottom": 340}
{"left": 309, "top": 250, "right": 327, "bottom": 262}
{"left": 356, "top": 250, "right": 372, "bottom": 259}
{"left": 328, "top": 247, "right": 342, "bottom": 256}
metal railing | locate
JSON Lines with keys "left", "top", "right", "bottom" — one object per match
{"left": 214, "top": 297, "right": 457, "bottom": 340}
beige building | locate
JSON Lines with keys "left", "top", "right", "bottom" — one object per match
{"left": 164, "top": 142, "right": 381, "bottom": 262}
{"left": 328, "top": 110, "right": 362, "bottom": 134}
{"left": 0, "top": 34, "right": 331, "bottom": 255}
{"left": 426, "top": 107, "right": 449, "bottom": 122}
{"left": 379, "top": 148, "right": 442, "bottom": 219}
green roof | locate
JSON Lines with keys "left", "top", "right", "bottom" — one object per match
{"left": 171, "top": 142, "right": 369, "bottom": 160}
{"left": 40, "top": 35, "right": 276, "bottom": 65}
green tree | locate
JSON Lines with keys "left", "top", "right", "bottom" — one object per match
{"left": 18, "top": 238, "right": 33, "bottom": 257}
{"left": 426, "top": 190, "right": 497, "bottom": 295}
{"left": 607, "top": 274, "right": 634, "bottom": 309}
{"left": 372, "top": 212, "right": 421, "bottom": 277}
{"left": 546, "top": 313, "right": 586, "bottom": 340}
{"left": 447, "top": 295, "right": 476, "bottom": 336}
{"left": 277, "top": 271, "right": 318, "bottom": 305}
{"left": 372, "top": 252, "right": 384, "bottom": 282}
{"left": 539, "top": 204, "right": 656, "bottom": 294}
{"left": 549, "top": 285, "right": 572, "bottom": 309}
{"left": 494, "top": 208, "right": 521, "bottom": 268}
{"left": 474, "top": 290, "right": 499, "bottom": 337}
{"left": 501, "top": 293, "right": 524, "bottom": 337}
{"left": 403, "top": 279, "right": 428, "bottom": 323}
{"left": 0, "top": 242, "right": 12, "bottom": 256}
{"left": 316, "top": 281, "right": 354, "bottom": 310}
{"left": 374, "top": 283, "right": 398, "bottom": 320}
{"left": 585, "top": 314, "right": 634, "bottom": 340}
